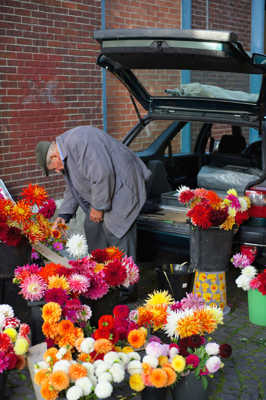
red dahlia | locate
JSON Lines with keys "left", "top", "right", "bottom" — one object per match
{"left": 104, "top": 260, "right": 127, "bottom": 287}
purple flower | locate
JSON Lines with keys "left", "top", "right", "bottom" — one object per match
{"left": 232, "top": 253, "right": 251, "bottom": 269}
{"left": 53, "top": 242, "right": 64, "bottom": 251}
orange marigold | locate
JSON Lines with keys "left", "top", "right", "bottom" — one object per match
{"left": 69, "top": 363, "right": 88, "bottom": 381}
{"left": 34, "top": 369, "right": 50, "bottom": 385}
{"left": 49, "top": 371, "right": 69, "bottom": 391}
{"left": 42, "top": 302, "right": 62, "bottom": 323}
{"left": 94, "top": 338, "right": 113, "bottom": 354}
{"left": 127, "top": 329, "right": 146, "bottom": 349}
{"left": 150, "top": 368, "right": 168, "bottom": 388}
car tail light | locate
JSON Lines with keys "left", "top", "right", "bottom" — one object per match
{"left": 245, "top": 186, "right": 266, "bottom": 218}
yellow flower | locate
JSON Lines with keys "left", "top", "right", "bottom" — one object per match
{"left": 199, "top": 273, "right": 207, "bottom": 282}
{"left": 218, "top": 274, "right": 224, "bottom": 281}
{"left": 48, "top": 275, "right": 69, "bottom": 292}
{"left": 114, "top": 346, "right": 122, "bottom": 352}
{"left": 207, "top": 274, "right": 217, "bottom": 282}
{"left": 4, "top": 327, "right": 17, "bottom": 342}
{"left": 145, "top": 290, "right": 174, "bottom": 306}
{"left": 213, "top": 293, "right": 221, "bottom": 302}
{"left": 94, "top": 263, "right": 105, "bottom": 273}
{"left": 227, "top": 188, "right": 238, "bottom": 196}
{"left": 159, "top": 355, "right": 169, "bottom": 367}
{"left": 203, "top": 293, "right": 212, "bottom": 302}
{"left": 129, "top": 374, "right": 145, "bottom": 392}
{"left": 14, "top": 336, "right": 29, "bottom": 355}
{"left": 171, "top": 355, "right": 186, "bottom": 373}
{"left": 208, "top": 306, "right": 224, "bottom": 325}
{"left": 122, "top": 346, "right": 134, "bottom": 353}
{"left": 220, "top": 216, "right": 235, "bottom": 231}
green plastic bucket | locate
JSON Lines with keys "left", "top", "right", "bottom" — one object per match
{"left": 248, "top": 289, "right": 266, "bottom": 326}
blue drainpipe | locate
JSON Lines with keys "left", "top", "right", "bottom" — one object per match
{"left": 101, "top": 0, "right": 107, "bottom": 131}
{"left": 181, "top": 0, "right": 192, "bottom": 152}
{"left": 250, "top": 0, "right": 264, "bottom": 143}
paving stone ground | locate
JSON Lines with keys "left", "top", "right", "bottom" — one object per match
{"left": 3, "top": 264, "right": 266, "bottom": 400}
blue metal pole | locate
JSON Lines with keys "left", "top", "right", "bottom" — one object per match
{"left": 101, "top": 0, "right": 107, "bottom": 131}
{"left": 250, "top": 0, "right": 264, "bottom": 142}
{"left": 181, "top": 0, "right": 192, "bottom": 152}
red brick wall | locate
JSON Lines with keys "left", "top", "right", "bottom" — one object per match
{"left": 105, "top": 0, "right": 181, "bottom": 141}
{"left": 0, "top": 0, "right": 102, "bottom": 199}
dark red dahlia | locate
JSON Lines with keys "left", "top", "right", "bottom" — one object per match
{"left": 44, "top": 288, "right": 69, "bottom": 306}
{"left": 104, "top": 260, "right": 127, "bottom": 287}
{"left": 209, "top": 207, "right": 228, "bottom": 226}
{"left": 39, "top": 198, "right": 56, "bottom": 219}
{"left": 219, "top": 343, "right": 232, "bottom": 358}
{"left": 113, "top": 305, "right": 130, "bottom": 319}
{"left": 91, "top": 248, "right": 109, "bottom": 263}
{"left": 186, "top": 334, "right": 203, "bottom": 349}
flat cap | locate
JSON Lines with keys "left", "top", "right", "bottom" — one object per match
{"left": 35, "top": 141, "right": 51, "bottom": 176}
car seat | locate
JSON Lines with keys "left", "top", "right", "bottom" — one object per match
{"left": 146, "top": 159, "right": 172, "bottom": 199}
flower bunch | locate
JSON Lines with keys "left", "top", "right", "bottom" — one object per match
{"left": 14, "top": 246, "right": 139, "bottom": 302}
{"left": 233, "top": 249, "right": 266, "bottom": 294}
{"left": 0, "top": 183, "right": 65, "bottom": 246}
{"left": 177, "top": 186, "right": 250, "bottom": 230}
{"left": 33, "top": 337, "right": 142, "bottom": 400}
{"left": 92, "top": 305, "right": 138, "bottom": 345}
{"left": 0, "top": 304, "right": 31, "bottom": 373}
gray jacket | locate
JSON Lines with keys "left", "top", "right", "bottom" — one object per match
{"left": 57, "top": 126, "right": 151, "bottom": 238}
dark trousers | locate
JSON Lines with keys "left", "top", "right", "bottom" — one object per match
{"left": 84, "top": 216, "right": 137, "bottom": 259}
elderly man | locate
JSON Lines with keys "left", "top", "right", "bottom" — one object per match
{"left": 36, "top": 125, "right": 151, "bottom": 265}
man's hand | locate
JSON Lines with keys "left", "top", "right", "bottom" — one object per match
{"left": 90, "top": 208, "right": 104, "bottom": 223}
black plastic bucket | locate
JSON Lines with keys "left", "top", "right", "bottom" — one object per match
{"left": 190, "top": 226, "right": 233, "bottom": 272}
{"left": 156, "top": 267, "right": 194, "bottom": 301}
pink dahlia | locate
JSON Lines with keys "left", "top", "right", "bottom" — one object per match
{"left": 121, "top": 256, "right": 139, "bottom": 287}
{"left": 180, "top": 292, "right": 205, "bottom": 310}
{"left": 226, "top": 194, "right": 241, "bottom": 209}
{"left": 19, "top": 274, "right": 47, "bottom": 301}
{"left": 77, "top": 305, "right": 92, "bottom": 322}
{"left": 67, "top": 273, "right": 90, "bottom": 295}
{"left": 14, "top": 264, "right": 41, "bottom": 281}
{"left": 85, "top": 271, "right": 109, "bottom": 300}
{"left": 232, "top": 253, "right": 251, "bottom": 269}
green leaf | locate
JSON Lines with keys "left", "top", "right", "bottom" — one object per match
{"left": 201, "top": 375, "right": 209, "bottom": 390}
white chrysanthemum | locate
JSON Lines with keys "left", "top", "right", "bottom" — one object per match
{"left": 94, "top": 381, "right": 113, "bottom": 399}
{"left": 235, "top": 274, "right": 253, "bottom": 291}
{"left": 53, "top": 359, "right": 71, "bottom": 374}
{"left": 127, "top": 360, "right": 143, "bottom": 375}
{"left": 80, "top": 337, "right": 95, "bottom": 354}
{"left": 205, "top": 342, "right": 220, "bottom": 355}
{"left": 56, "top": 346, "right": 67, "bottom": 360}
{"left": 104, "top": 351, "right": 121, "bottom": 365}
{"left": 76, "top": 377, "right": 93, "bottom": 395}
{"left": 109, "top": 364, "right": 125, "bottom": 383}
{"left": 118, "top": 352, "right": 129, "bottom": 365}
{"left": 0, "top": 304, "right": 14, "bottom": 319}
{"left": 66, "top": 234, "right": 88, "bottom": 258}
{"left": 95, "top": 361, "right": 110, "bottom": 377}
{"left": 82, "top": 362, "right": 95, "bottom": 375}
{"left": 242, "top": 266, "right": 257, "bottom": 278}
{"left": 176, "top": 185, "right": 190, "bottom": 197}
{"left": 163, "top": 310, "right": 179, "bottom": 339}
{"left": 34, "top": 361, "right": 49, "bottom": 370}
{"left": 128, "top": 351, "right": 141, "bottom": 362}
{"left": 66, "top": 385, "right": 83, "bottom": 400}
{"left": 239, "top": 197, "right": 249, "bottom": 212}
{"left": 142, "top": 355, "right": 158, "bottom": 368}
{"left": 97, "top": 371, "right": 113, "bottom": 383}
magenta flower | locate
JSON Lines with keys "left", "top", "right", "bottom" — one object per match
{"left": 186, "top": 354, "right": 200, "bottom": 368}
{"left": 232, "top": 253, "right": 251, "bottom": 268}
{"left": 53, "top": 242, "right": 64, "bottom": 251}
{"left": 19, "top": 274, "right": 47, "bottom": 301}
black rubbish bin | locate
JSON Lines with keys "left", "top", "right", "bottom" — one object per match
{"left": 156, "top": 267, "right": 194, "bottom": 301}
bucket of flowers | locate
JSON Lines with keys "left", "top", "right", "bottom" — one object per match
{"left": 0, "top": 304, "right": 31, "bottom": 395}
{"left": 232, "top": 249, "right": 266, "bottom": 326}
{"left": 13, "top": 245, "right": 139, "bottom": 344}
{"left": 176, "top": 186, "right": 251, "bottom": 272}
{"left": 126, "top": 290, "right": 232, "bottom": 400}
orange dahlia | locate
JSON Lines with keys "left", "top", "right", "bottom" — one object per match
{"left": 48, "top": 275, "right": 69, "bottom": 292}
{"left": 176, "top": 313, "right": 202, "bottom": 338}
{"left": 40, "top": 381, "right": 58, "bottom": 400}
{"left": 150, "top": 368, "right": 168, "bottom": 388}
{"left": 49, "top": 370, "right": 69, "bottom": 391}
{"left": 197, "top": 308, "right": 217, "bottom": 334}
{"left": 94, "top": 338, "right": 113, "bottom": 354}
{"left": 105, "top": 246, "right": 124, "bottom": 260}
{"left": 136, "top": 306, "right": 153, "bottom": 327}
{"left": 42, "top": 302, "right": 62, "bottom": 323}
{"left": 11, "top": 200, "right": 32, "bottom": 224}
{"left": 34, "top": 369, "right": 50, "bottom": 385}
{"left": 43, "top": 347, "right": 58, "bottom": 364}
{"left": 39, "top": 263, "right": 62, "bottom": 283}
{"left": 163, "top": 366, "right": 177, "bottom": 386}
{"left": 69, "top": 363, "right": 88, "bottom": 381}
{"left": 127, "top": 329, "right": 146, "bottom": 349}
{"left": 57, "top": 320, "right": 75, "bottom": 337}
{"left": 42, "top": 321, "right": 58, "bottom": 340}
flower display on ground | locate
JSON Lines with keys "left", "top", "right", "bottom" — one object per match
{"left": 232, "top": 248, "right": 266, "bottom": 294}
{"left": 0, "top": 183, "right": 66, "bottom": 250}
{"left": 0, "top": 304, "right": 31, "bottom": 374}
{"left": 176, "top": 186, "right": 251, "bottom": 230}
{"left": 14, "top": 247, "right": 139, "bottom": 303}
